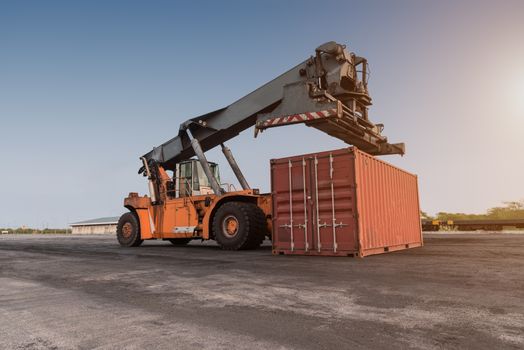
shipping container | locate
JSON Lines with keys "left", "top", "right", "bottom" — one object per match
{"left": 270, "top": 147, "right": 422, "bottom": 257}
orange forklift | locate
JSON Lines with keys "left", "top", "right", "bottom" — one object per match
{"left": 117, "top": 41, "right": 404, "bottom": 250}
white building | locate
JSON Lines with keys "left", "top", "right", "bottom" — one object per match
{"left": 70, "top": 217, "right": 119, "bottom": 234}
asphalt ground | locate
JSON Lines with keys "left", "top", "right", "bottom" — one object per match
{"left": 0, "top": 233, "right": 523, "bottom": 349}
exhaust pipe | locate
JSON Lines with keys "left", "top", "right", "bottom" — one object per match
{"left": 140, "top": 157, "right": 158, "bottom": 203}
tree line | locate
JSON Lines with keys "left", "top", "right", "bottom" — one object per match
{"left": 422, "top": 200, "right": 524, "bottom": 221}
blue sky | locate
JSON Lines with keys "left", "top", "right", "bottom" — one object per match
{"left": 1, "top": 0, "right": 523, "bottom": 227}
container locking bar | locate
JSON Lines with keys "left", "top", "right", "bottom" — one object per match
{"left": 314, "top": 156, "right": 321, "bottom": 252}
{"left": 329, "top": 153, "right": 338, "bottom": 252}
{"left": 288, "top": 160, "right": 294, "bottom": 251}
{"left": 302, "top": 157, "right": 309, "bottom": 252}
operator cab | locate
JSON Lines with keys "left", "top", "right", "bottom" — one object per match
{"left": 175, "top": 159, "right": 221, "bottom": 197}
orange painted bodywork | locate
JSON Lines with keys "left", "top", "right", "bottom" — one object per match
{"left": 124, "top": 189, "right": 272, "bottom": 241}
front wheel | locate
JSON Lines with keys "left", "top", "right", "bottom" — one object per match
{"left": 116, "top": 212, "right": 143, "bottom": 247}
{"left": 212, "top": 202, "right": 266, "bottom": 250}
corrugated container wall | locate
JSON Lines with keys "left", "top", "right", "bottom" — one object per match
{"left": 270, "top": 147, "right": 422, "bottom": 257}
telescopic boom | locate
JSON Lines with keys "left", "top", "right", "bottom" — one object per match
{"left": 143, "top": 41, "right": 404, "bottom": 173}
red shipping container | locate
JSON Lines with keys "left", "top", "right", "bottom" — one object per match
{"left": 270, "top": 147, "right": 422, "bottom": 257}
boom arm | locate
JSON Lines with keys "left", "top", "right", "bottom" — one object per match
{"left": 143, "top": 41, "right": 404, "bottom": 172}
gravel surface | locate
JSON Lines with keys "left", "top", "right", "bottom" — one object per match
{"left": 0, "top": 233, "right": 523, "bottom": 349}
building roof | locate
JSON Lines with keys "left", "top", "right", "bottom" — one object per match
{"left": 70, "top": 216, "right": 120, "bottom": 226}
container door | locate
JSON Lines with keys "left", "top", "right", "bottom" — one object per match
{"left": 309, "top": 152, "right": 358, "bottom": 253}
{"left": 271, "top": 157, "right": 313, "bottom": 252}
{"left": 271, "top": 150, "right": 358, "bottom": 254}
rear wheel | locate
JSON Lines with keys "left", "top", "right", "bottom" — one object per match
{"left": 212, "top": 202, "right": 266, "bottom": 250}
{"left": 116, "top": 212, "right": 143, "bottom": 247}
{"left": 168, "top": 238, "right": 192, "bottom": 246}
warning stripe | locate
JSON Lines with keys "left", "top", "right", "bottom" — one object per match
{"left": 260, "top": 109, "right": 337, "bottom": 128}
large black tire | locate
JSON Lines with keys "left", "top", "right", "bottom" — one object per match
{"left": 212, "top": 202, "right": 266, "bottom": 250}
{"left": 168, "top": 238, "right": 192, "bottom": 246}
{"left": 116, "top": 212, "right": 143, "bottom": 247}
